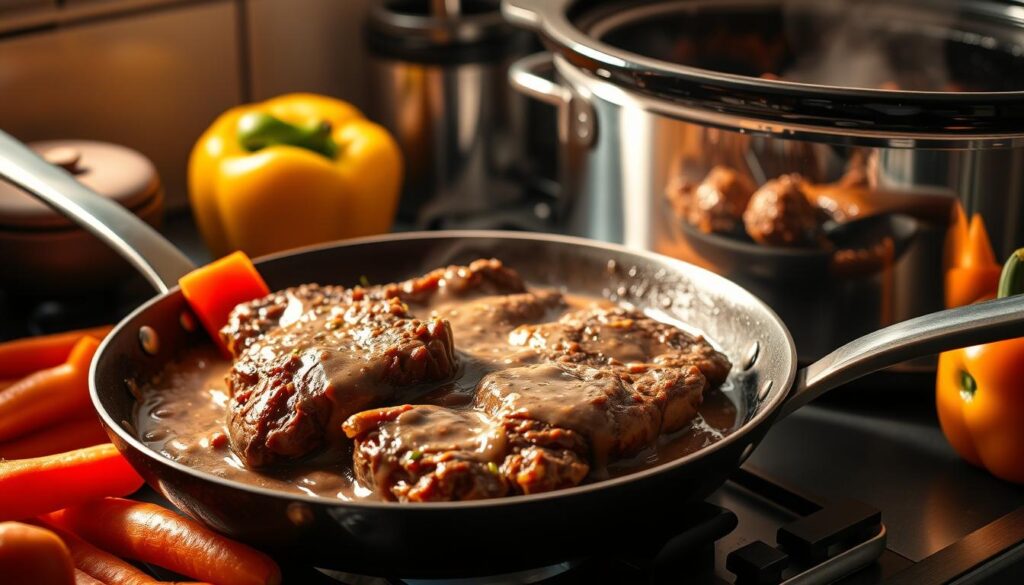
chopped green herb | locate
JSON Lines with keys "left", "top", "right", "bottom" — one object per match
{"left": 487, "top": 462, "right": 499, "bottom": 474}
{"left": 408, "top": 450, "right": 423, "bottom": 461}
{"left": 359, "top": 275, "right": 370, "bottom": 287}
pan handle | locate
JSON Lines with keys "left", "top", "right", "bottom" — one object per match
{"left": 0, "top": 130, "right": 195, "bottom": 294}
{"left": 780, "top": 293, "right": 1024, "bottom": 418}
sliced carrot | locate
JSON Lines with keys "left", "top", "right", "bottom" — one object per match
{"left": 49, "top": 498, "right": 281, "bottom": 585}
{"left": 0, "top": 336, "right": 100, "bottom": 442}
{"left": 0, "top": 325, "right": 112, "bottom": 380}
{"left": 74, "top": 569, "right": 106, "bottom": 585}
{"left": 0, "top": 521, "right": 75, "bottom": 585}
{"left": 179, "top": 251, "right": 270, "bottom": 356}
{"left": 0, "top": 416, "right": 110, "bottom": 460}
{"left": 36, "top": 519, "right": 160, "bottom": 585}
{"left": 0, "top": 444, "right": 143, "bottom": 521}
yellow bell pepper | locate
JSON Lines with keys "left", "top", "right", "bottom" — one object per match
{"left": 188, "top": 93, "right": 402, "bottom": 257}
{"left": 937, "top": 248, "right": 1024, "bottom": 484}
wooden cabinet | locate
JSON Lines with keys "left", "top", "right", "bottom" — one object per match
{"left": 0, "top": 1, "right": 242, "bottom": 208}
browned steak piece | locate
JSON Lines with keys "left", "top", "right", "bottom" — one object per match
{"left": 476, "top": 363, "right": 705, "bottom": 463}
{"left": 429, "top": 290, "right": 566, "bottom": 359}
{"left": 227, "top": 297, "right": 456, "bottom": 467}
{"left": 220, "top": 259, "right": 526, "bottom": 357}
{"left": 509, "top": 306, "right": 732, "bottom": 387}
{"left": 343, "top": 405, "right": 512, "bottom": 501}
{"left": 387, "top": 258, "right": 528, "bottom": 305}
{"left": 343, "top": 403, "right": 589, "bottom": 502}
{"left": 507, "top": 307, "right": 729, "bottom": 435}
{"left": 220, "top": 260, "right": 527, "bottom": 469}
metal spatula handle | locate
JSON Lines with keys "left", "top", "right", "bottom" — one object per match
{"left": 0, "top": 129, "right": 195, "bottom": 294}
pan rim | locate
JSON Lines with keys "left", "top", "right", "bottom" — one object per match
{"left": 90, "top": 230, "right": 798, "bottom": 511}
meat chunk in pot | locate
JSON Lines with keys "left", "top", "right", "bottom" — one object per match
{"left": 685, "top": 166, "right": 757, "bottom": 234}
{"left": 742, "top": 174, "right": 824, "bottom": 247}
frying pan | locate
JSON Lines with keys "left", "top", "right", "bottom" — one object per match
{"left": 2, "top": 129, "right": 1023, "bottom": 578}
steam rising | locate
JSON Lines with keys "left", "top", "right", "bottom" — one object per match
{"left": 779, "top": 0, "right": 953, "bottom": 91}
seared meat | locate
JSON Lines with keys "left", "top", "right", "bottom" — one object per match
{"left": 429, "top": 290, "right": 566, "bottom": 358}
{"left": 387, "top": 258, "right": 528, "bottom": 306}
{"left": 742, "top": 174, "right": 824, "bottom": 247}
{"left": 476, "top": 363, "right": 705, "bottom": 461}
{"left": 221, "top": 258, "right": 734, "bottom": 501}
{"left": 221, "top": 258, "right": 526, "bottom": 356}
{"left": 686, "top": 166, "right": 757, "bottom": 234}
{"left": 344, "top": 405, "right": 511, "bottom": 501}
{"left": 221, "top": 259, "right": 527, "bottom": 468}
{"left": 226, "top": 297, "right": 456, "bottom": 467}
{"left": 344, "top": 402, "right": 589, "bottom": 501}
{"left": 344, "top": 319, "right": 719, "bottom": 502}
{"left": 509, "top": 306, "right": 731, "bottom": 387}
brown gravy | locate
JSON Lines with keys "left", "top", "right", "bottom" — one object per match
{"left": 136, "top": 293, "right": 739, "bottom": 501}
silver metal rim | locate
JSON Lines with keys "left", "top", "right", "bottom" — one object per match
{"left": 553, "top": 54, "right": 1024, "bottom": 149}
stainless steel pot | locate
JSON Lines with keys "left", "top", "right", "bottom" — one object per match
{"left": 367, "top": 0, "right": 530, "bottom": 226}
{"left": 504, "top": 0, "right": 1024, "bottom": 366}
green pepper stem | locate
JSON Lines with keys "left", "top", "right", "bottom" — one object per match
{"left": 997, "top": 248, "right": 1024, "bottom": 299}
{"left": 237, "top": 112, "right": 338, "bottom": 159}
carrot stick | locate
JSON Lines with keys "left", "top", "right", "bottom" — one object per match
{"left": 179, "top": 251, "right": 270, "bottom": 356}
{"left": 0, "top": 521, "right": 75, "bottom": 585}
{"left": 0, "top": 416, "right": 110, "bottom": 460}
{"left": 36, "top": 518, "right": 161, "bottom": 585}
{"left": 0, "top": 325, "right": 112, "bottom": 380}
{"left": 0, "top": 336, "right": 99, "bottom": 442}
{"left": 50, "top": 498, "right": 281, "bottom": 585}
{"left": 0, "top": 444, "right": 144, "bottom": 521}
{"left": 74, "top": 569, "right": 105, "bottom": 585}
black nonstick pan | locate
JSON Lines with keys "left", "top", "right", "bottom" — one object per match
{"left": 2, "top": 130, "right": 1023, "bottom": 578}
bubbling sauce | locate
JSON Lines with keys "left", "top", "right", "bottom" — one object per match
{"left": 135, "top": 293, "right": 739, "bottom": 501}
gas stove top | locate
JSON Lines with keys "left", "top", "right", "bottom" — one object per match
{"left": 2, "top": 211, "right": 1023, "bottom": 584}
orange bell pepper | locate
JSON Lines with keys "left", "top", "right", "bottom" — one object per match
{"left": 937, "top": 248, "right": 1024, "bottom": 483}
{"left": 944, "top": 210, "right": 1002, "bottom": 308}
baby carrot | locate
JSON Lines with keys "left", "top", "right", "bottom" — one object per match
{"left": 0, "top": 521, "right": 75, "bottom": 585}
{"left": 0, "top": 325, "right": 112, "bottom": 379}
{"left": 179, "top": 251, "right": 270, "bottom": 356}
{"left": 37, "top": 519, "right": 160, "bottom": 585}
{"left": 0, "top": 444, "right": 144, "bottom": 521}
{"left": 51, "top": 498, "right": 281, "bottom": 585}
{"left": 0, "top": 416, "right": 110, "bottom": 460}
{"left": 0, "top": 336, "right": 100, "bottom": 442}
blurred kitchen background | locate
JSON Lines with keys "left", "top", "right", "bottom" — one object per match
{"left": 1, "top": 0, "right": 552, "bottom": 222}
{"left": 0, "top": 0, "right": 374, "bottom": 211}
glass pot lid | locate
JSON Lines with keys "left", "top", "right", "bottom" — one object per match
{"left": 503, "top": 0, "right": 1024, "bottom": 137}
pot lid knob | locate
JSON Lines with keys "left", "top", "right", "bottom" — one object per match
{"left": 0, "top": 139, "right": 161, "bottom": 230}
{"left": 42, "top": 146, "right": 83, "bottom": 174}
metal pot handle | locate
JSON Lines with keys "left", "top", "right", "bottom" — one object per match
{"left": 781, "top": 294, "right": 1024, "bottom": 417}
{"left": 509, "top": 52, "right": 571, "bottom": 108}
{"left": 0, "top": 130, "right": 195, "bottom": 294}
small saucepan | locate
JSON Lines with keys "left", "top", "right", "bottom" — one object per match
{"left": 1, "top": 130, "right": 1021, "bottom": 577}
